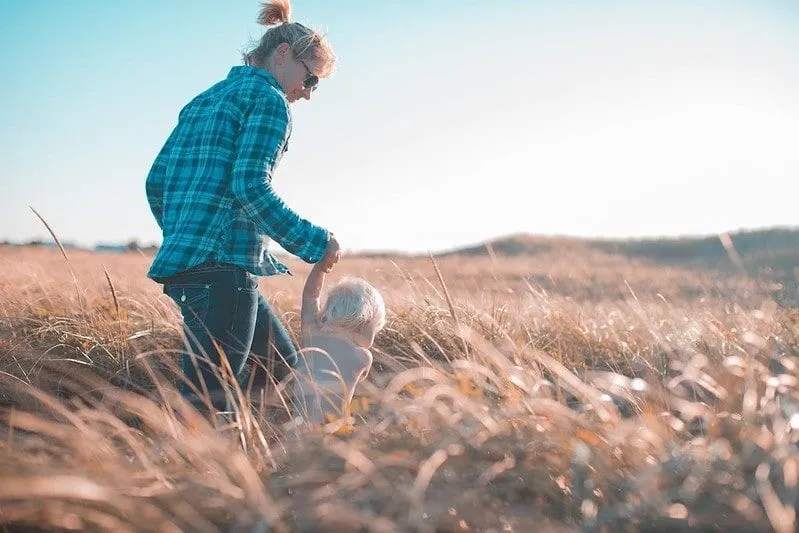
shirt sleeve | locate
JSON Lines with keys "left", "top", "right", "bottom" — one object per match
{"left": 230, "top": 92, "right": 329, "bottom": 263}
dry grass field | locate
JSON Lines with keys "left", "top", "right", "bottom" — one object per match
{"left": 1, "top": 244, "right": 798, "bottom": 532}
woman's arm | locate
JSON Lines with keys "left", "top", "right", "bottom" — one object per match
{"left": 145, "top": 158, "right": 166, "bottom": 230}
{"left": 230, "top": 93, "right": 330, "bottom": 264}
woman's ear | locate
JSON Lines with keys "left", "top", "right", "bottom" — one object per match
{"left": 274, "top": 42, "right": 291, "bottom": 66}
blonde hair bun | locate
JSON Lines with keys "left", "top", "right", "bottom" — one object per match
{"left": 257, "top": 0, "right": 292, "bottom": 26}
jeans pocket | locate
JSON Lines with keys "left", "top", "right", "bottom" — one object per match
{"left": 226, "top": 271, "right": 258, "bottom": 323}
{"left": 166, "top": 283, "right": 211, "bottom": 328}
{"left": 228, "top": 285, "right": 259, "bottom": 336}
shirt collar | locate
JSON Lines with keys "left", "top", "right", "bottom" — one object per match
{"left": 228, "top": 65, "right": 285, "bottom": 95}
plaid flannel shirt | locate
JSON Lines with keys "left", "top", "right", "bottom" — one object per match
{"left": 145, "top": 66, "right": 329, "bottom": 281}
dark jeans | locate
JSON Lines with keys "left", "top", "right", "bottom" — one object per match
{"left": 161, "top": 261, "right": 298, "bottom": 411}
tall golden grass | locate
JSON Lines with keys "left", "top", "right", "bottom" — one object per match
{"left": 1, "top": 244, "right": 798, "bottom": 532}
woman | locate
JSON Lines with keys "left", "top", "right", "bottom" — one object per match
{"left": 145, "top": 0, "right": 340, "bottom": 413}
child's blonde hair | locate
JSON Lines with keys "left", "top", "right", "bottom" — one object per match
{"left": 320, "top": 277, "right": 386, "bottom": 335}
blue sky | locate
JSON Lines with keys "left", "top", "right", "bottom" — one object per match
{"left": 2, "top": 1, "right": 798, "bottom": 253}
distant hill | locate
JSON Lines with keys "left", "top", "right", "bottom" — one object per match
{"left": 439, "top": 227, "right": 799, "bottom": 304}
{"left": 592, "top": 228, "right": 799, "bottom": 276}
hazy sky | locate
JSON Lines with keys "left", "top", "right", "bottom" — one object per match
{"left": 2, "top": 1, "right": 798, "bottom": 253}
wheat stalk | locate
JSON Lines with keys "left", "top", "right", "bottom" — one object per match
{"left": 29, "top": 205, "right": 86, "bottom": 317}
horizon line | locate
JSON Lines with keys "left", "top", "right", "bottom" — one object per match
{"left": 4, "top": 224, "right": 799, "bottom": 256}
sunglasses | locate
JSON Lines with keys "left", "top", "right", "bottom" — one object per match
{"left": 299, "top": 59, "right": 319, "bottom": 91}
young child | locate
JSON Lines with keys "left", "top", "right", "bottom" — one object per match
{"left": 290, "top": 251, "right": 386, "bottom": 423}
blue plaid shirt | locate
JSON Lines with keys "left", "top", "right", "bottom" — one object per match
{"left": 146, "top": 66, "right": 330, "bottom": 281}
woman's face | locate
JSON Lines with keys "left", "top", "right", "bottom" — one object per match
{"left": 272, "top": 43, "right": 319, "bottom": 103}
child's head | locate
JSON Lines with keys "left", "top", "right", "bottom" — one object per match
{"left": 319, "top": 277, "right": 386, "bottom": 348}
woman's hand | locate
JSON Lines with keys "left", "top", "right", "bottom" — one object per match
{"left": 321, "top": 235, "right": 340, "bottom": 273}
